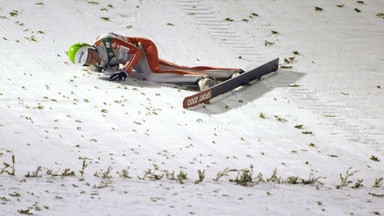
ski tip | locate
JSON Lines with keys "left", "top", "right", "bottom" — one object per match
{"left": 183, "top": 89, "right": 212, "bottom": 109}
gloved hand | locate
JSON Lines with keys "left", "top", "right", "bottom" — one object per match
{"left": 109, "top": 71, "right": 128, "bottom": 81}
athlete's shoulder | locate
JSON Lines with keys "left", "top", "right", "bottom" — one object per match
{"left": 95, "top": 33, "right": 119, "bottom": 41}
{"left": 95, "top": 33, "right": 126, "bottom": 47}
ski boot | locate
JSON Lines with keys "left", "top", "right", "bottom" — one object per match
{"left": 197, "top": 76, "right": 216, "bottom": 91}
{"left": 230, "top": 69, "right": 244, "bottom": 79}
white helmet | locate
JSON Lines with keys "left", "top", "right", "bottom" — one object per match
{"left": 68, "top": 43, "right": 95, "bottom": 66}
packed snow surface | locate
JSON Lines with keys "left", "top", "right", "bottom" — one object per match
{"left": 0, "top": 0, "right": 383, "bottom": 215}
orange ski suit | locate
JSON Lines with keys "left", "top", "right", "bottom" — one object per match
{"left": 93, "top": 33, "right": 242, "bottom": 85}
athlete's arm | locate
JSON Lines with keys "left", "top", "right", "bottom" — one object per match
{"left": 111, "top": 38, "right": 142, "bottom": 75}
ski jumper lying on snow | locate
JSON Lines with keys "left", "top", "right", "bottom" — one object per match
{"left": 68, "top": 33, "right": 243, "bottom": 91}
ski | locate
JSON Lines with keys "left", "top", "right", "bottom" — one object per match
{"left": 183, "top": 58, "right": 279, "bottom": 108}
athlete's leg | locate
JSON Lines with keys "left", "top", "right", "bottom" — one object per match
{"left": 134, "top": 45, "right": 208, "bottom": 85}
{"left": 159, "top": 58, "right": 241, "bottom": 71}
{"left": 158, "top": 59, "right": 243, "bottom": 81}
{"left": 129, "top": 37, "right": 242, "bottom": 85}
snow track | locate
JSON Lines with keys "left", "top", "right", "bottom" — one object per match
{"left": 0, "top": 0, "right": 383, "bottom": 215}
{"left": 177, "top": 0, "right": 275, "bottom": 65}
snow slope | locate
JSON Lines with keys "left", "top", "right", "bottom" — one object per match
{"left": 0, "top": 0, "right": 383, "bottom": 215}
